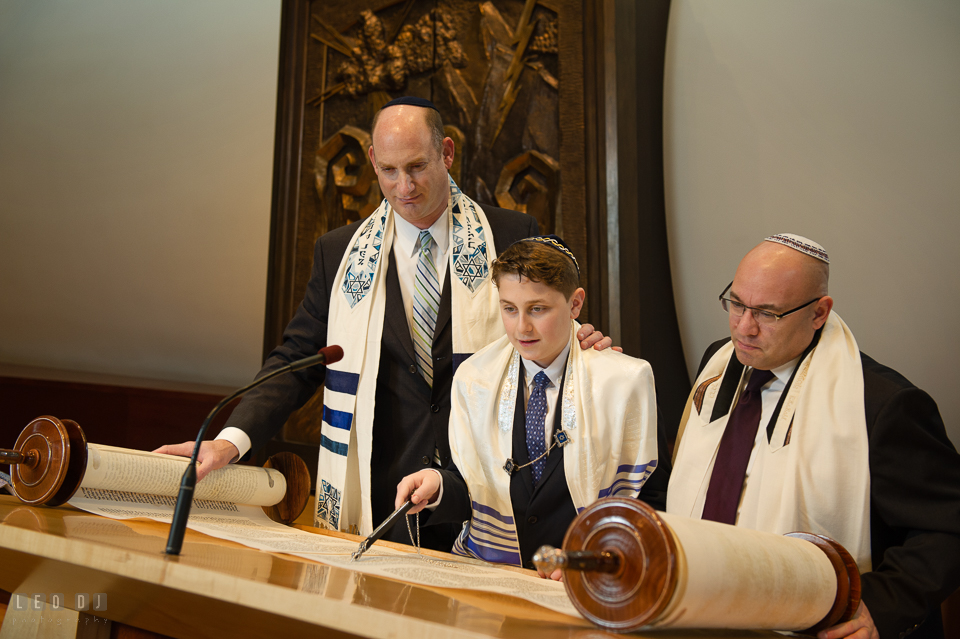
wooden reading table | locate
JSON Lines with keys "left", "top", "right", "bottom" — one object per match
{"left": 0, "top": 495, "right": 786, "bottom": 639}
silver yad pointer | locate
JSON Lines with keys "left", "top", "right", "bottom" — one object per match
{"left": 350, "top": 499, "right": 415, "bottom": 561}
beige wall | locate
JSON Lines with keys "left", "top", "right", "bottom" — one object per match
{"left": 663, "top": 1, "right": 960, "bottom": 445}
{"left": 0, "top": 1, "right": 280, "bottom": 388}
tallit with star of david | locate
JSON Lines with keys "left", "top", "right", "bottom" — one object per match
{"left": 667, "top": 312, "right": 872, "bottom": 571}
{"left": 449, "top": 321, "right": 659, "bottom": 566}
{"left": 315, "top": 176, "right": 504, "bottom": 535}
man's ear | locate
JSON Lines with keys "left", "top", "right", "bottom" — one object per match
{"left": 812, "top": 296, "right": 834, "bottom": 329}
{"left": 569, "top": 288, "right": 586, "bottom": 320}
{"left": 442, "top": 137, "right": 455, "bottom": 170}
{"left": 367, "top": 145, "right": 378, "bottom": 174}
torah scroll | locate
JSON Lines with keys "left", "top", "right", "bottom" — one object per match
{"left": 536, "top": 498, "right": 860, "bottom": 632}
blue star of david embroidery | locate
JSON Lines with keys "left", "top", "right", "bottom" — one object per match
{"left": 454, "top": 246, "right": 489, "bottom": 289}
{"left": 340, "top": 212, "right": 386, "bottom": 307}
{"left": 317, "top": 479, "right": 341, "bottom": 527}
{"left": 452, "top": 207, "right": 489, "bottom": 293}
{"left": 342, "top": 272, "right": 372, "bottom": 306}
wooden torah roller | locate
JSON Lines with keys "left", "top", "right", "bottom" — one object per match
{"left": 532, "top": 497, "right": 860, "bottom": 634}
{"left": 1, "top": 415, "right": 310, "bottom": 524}
{"left": 1, "top": 415, "right": 87, "bottom": 506}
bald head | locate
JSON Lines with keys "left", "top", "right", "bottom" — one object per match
{"left": 740, "top": 241, "right": 830, "bottom": 300}
{"left": 367, "top": 104, "right": 455, "bottom": 228}
{"left": 726, "top": 240, "right": 834, "bottom": 370}
{"left": 371, "top": 104, "right": 444, "bottom": 155}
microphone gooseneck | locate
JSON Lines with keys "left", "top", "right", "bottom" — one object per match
{"left": 164, "top": 345, "right": 343, "bottom": 555}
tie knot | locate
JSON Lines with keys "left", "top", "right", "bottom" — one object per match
{"left": 533, "top": 371, "right": 551, "bottom": 390}
{"left": 418, "top": 230, "right": 433, "bottom": 253}
{"left": 745, "top": 368, "right": 775, "bottom": 392}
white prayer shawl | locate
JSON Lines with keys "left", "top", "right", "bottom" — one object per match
{"left": 316, "top": 176, "right": 504, "bottom": 535}
{"left": 449, "top": 322, "right": 659, "bottom": 566}
{"left": 668, "top": 312, "right": 872, "bottom": 571}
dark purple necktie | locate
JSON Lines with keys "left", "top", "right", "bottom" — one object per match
{"left": 701, "top": 368, "right": 775, "bottom": 525}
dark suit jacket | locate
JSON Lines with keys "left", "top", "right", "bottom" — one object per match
{"left": 698, "top": 338, "right": 960, "bottom": 639}
{"left": 223, "top": 205, "right": 538, "bottom": 549}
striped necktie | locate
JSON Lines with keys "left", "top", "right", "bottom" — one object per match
{"left": 412, "top": 230, "right": 440, "bottom": 387}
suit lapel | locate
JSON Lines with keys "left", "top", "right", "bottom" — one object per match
{"left": 383, "top": 249, "right": 417, "bottom": 366}
{"left": 434, "top": 257, "right": 452, "bottom": 341}
{"left": 765, "top": 328, "right": 823, "bottom": 443}
{"left": 512, "top": 367, "right": 535, "bottom": 500}
{"left": 710, "top": 351, "right": 745, "bottom": 423}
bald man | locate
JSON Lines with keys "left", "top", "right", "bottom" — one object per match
{"left": 158, "top": 97, "right": 610, "bottom": 550}
{"left": 668, "top": 235, "right": 960, "bottom": 639}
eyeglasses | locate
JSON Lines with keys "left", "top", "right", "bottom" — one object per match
{"left": 718, "top": 282, "right": 821, "bottom": 325}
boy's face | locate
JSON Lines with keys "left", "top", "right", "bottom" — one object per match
{"left": 497, "top": 275, "right": 585, "bottom": 368}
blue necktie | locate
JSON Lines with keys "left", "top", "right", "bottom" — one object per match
{"left": 412, "top": 230, "right": 440, "bottom": 387}
{"left": 525, "top": 371, "right": 551, "bottom": 484}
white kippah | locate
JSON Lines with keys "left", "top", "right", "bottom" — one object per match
{"left": 764, "top": 233, "right": 829, "bottom": 264}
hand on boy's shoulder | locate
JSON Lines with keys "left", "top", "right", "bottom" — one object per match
{"left": 577, "top": 323, "right": 622, "bottom": 353}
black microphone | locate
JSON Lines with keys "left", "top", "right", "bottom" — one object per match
{"left": 165, "top": 345, "right": 344, "bottom": 555}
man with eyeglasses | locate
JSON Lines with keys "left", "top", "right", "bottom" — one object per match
{"left": 668, "top": 234, "right": 960, "bottom": 639}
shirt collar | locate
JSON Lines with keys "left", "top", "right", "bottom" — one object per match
{"left": 521, "top": 341, "right": 571, "bottom": 389}
{"left": 393, "top": 205, "right": 450, "bottom": 257}
{"left": 767, "top": 355, "right": 802, "bottom": 385}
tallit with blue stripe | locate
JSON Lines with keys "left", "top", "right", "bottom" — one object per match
{"left": 317, "top": 176, "right": 504, "bottom": 535}
{"left": 449, "top": 321, "right": 659, "bottom": 566}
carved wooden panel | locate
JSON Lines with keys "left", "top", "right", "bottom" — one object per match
{"left": 270, "top": 0, "right": 591, "bottom": 445}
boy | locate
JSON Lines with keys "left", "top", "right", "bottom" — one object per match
{"left": 395, "top": 235, "right": 660, "bottom": 571}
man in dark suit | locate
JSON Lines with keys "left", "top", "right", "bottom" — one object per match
{"left": 668, "top": 234, "right": 960, "bottom": 639}
{"left": 157, "top": 97, "right": 609, "bottom": 549}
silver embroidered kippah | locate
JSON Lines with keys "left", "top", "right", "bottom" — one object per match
{"left": 515, "top": 234, "right": 580, "bottom": 275}
{"left": 764, "top": 233, "right": 829, "bottom": 264}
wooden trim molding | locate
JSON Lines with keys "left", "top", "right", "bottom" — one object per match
{"left": 263, "top": 0, "right": 312, "bottom": 361}
{"left": 0, "top": 372, "right": 236, "bottom": 454}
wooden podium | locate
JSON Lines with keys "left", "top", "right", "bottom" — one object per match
{"left": 0, "top": 496, "right": 789, "bottom": 639}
